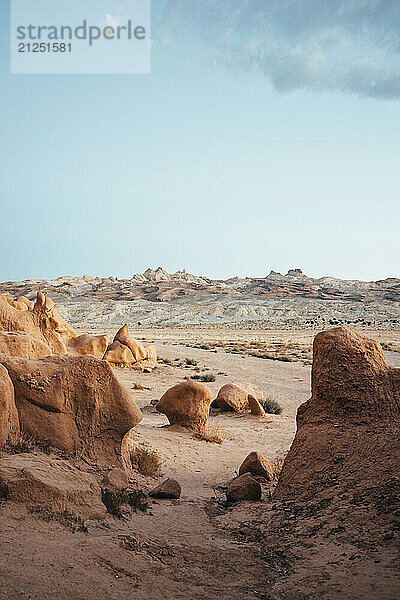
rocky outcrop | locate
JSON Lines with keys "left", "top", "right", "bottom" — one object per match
{"left": 0, "top": 454, "right": 106, "bottom": 519}
{"left": 156, "top": 381, "right": 212, "bottom": 429}
{"left": 0, "top": 292, "right": 75, "bottom": 354}
{"left": 104, "top": 324, "right": 156, "bottom": 365}
{"left": 67, "top": 333, "right": 108, "bottom": 360}
{"left": 0, "top": 364, "right": 19, "bottom": 448}
{"left": 215, "top": 382, "right": 263, "bottom": 412}
{"left": 226, "top": 473, "right": 262, "bottom": 502}
{"left": 149, "top": 478, "right": 181, "bottom": 499}
{"left": 275, "top": 327, "right": 400, "bottom": 501}
{"left": 239, "top": 452, "right": 274, "bottom": 480}
{"left": 0, "top": 331, "right": 52, "bottom": 359}
{"left": 0, "top": 354, "right": 142, "bottom": 465}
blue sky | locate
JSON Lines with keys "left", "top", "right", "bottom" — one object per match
{"left": 1, "top": 0, "right": 399, "bottom": 282}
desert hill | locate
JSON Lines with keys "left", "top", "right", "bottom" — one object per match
{"left": 1, "top": 267, "right": 399, "bottom": 329}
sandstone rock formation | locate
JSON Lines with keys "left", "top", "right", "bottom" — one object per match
{"left": 104, "top": 324, "right": 156, "bottom": 365}
{"left": 117, "top": 334, "right": 146, "bottom": 362}
{"left": 239, "top": 451, "right": 274, "bottom": 480}
{"left": 103, "top": 341, "right": 135, "bottom": 365}
{"left": 0, "top": 292, "right": 75, "bottom": 354}
{"left": 226, "top": 473, "right": 262, "bottom": 502}
{"left": 215, "top": 381, "right": 264, "bottom": 412}
{"left": 0, "top": 364, "right": 19, "bottom": 448}
{"left": 0, "top": 454, "right": 106, "bottom": 519}
{"left": 0, "top": 354, "right": 142, "bottom": 465}
{"left": 149, "top": 478, "right": 181, "bottom": 499}
{"left": 0, "top": 331, "right": 52, "bottom": 359}
{"left": 67, "top": 333, "right": 108, "bottom": 360}
{"left": 156, "top": 381, "right": 212, "bottom": 429}
{"left": 248, "top": 396, "right": 267, "bottom": 416}
{"left": 275, "top": 327, "right": 400, "bottom": 501}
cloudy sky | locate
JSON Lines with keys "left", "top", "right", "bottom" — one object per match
{"left": 1, "top": 0, "right": 399, "bottom": 281}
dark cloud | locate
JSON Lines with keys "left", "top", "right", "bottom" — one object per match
{"left": 156, "top": 0, "right": 400, "bottom": 99}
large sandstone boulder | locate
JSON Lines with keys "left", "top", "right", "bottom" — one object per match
{"left": 156, "top": 381, "right": 212, "bottom": 429}
{"left": 104, "top": 340, "right": 135, "bottom": 365}
{"left": 0, "top": 292, "right": 76, "bottom": 354}
{"left": 215, "top": 381, "right": 263, "bottom": 412}
{"left": 0, "top": 354, "right": 143, "bottom": 465}
{"left": 226, "top": 473, "right": 262, "bottom": 502}
{"left": 118, "top": 335, "right": 146, "bottom": 362}
{"left": 0, "top": 454, "right": 106, "bottom": 519}
{"left": 67, "top": 333, "right": 108, "bottom": 360}
{"left": 104, "top": 324, "right": 157, "bottom": 365}
{"left": 275, "top": 327, "right": 400, "bottom": 501}
{"left": 0, "top": 364, "right": 19, "bottom": 448}
{"left": 0, "top": 331, "right": 52, "bottom": 359}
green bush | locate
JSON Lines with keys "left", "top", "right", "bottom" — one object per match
{"left": 263, "top": 396, "right": 283, "bottom": 415}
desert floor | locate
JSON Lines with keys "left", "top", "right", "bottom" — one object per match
{"left": 1, "top": 329, "right": 399, "bottom": 600}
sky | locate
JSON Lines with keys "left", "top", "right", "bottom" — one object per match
{"left": 1, "top": 0, "right": 399, "bottom": 282}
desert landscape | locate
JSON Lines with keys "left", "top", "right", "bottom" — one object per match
{"left": 0, "top": 271, "right": 399, "bottom": 600}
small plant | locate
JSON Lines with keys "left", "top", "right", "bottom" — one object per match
{"left": 130, "top": 444, "right": 162, "bottom": 476}
{"left": 263, "top": 396, "right": 283, "bottom": 415}
{"left": 185, "top": 358, "right": 198, "bottom": 366}
{"left": 191, "top": 373, "right": 216, "bottom": 382}
{"left": 193, "top": 423, "right": 225, "bottom": 445}
{"left": 101, "top": 488, "right": 148, "bottom": 517}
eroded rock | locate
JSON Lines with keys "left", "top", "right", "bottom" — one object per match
{"left": 0, "top": 353, "right": 142, "bottom": 465}
{"left": 156, "top": 381, "right": 212, "bottom": 429}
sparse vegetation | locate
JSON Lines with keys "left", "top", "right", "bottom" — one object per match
{"left": 193, "top": 423, "right": 225, "bottom": 445}
{"left": 191, "top": 373, "right": 216, "bottom": 382}
{"left": 185, "top": 358, "right": 198, "bottom": 366}
{"left": 130, "top": 443, "right": 162, "bottom": 476}
{"left": 101, "top": 488, "right": 148, "bottom": 517}
{"left": 4, "top": 430, "right": 53, "bottom": 455}
{"left": 29, "top": 505, "right": 88, "bottom": 533}
{"left": 263, "top": 396, "right": 283, "bottom": 415}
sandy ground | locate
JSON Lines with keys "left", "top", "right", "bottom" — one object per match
{"left": 1, "top": 335, "right": 399, "bottom": 600}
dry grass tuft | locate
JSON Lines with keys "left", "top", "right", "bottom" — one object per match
{"left": 29, "top": 504, "right": 88, "bottom": 532}
{"left": 193, "top": 423, "right": 225, "bottom": 445}
{"left": 4, "top": 430, "right": 52, "bottom": 455}
{"left": 130, "top": 443, "right": 162, "bottom": 476}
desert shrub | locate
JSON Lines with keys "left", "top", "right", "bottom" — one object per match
{"left": 101, "top": 488, "right": 148, "bottom": 517}
{"left": 193, "top": 423, "right": 225, "bottom": 445}
{"left": 263, "top": 396, "right": 283, "bottom": 415}
{"left": 185, "top": 358, "right": 198, "bottom": 366}
{"left": 160, "top": 358, "right": 172, "bottom": 365}
{"left": 191, "top": 373, "right": 216, "bottom": 382}
{"left": 130, "top": 444, "right": 162, "bottom": 476}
